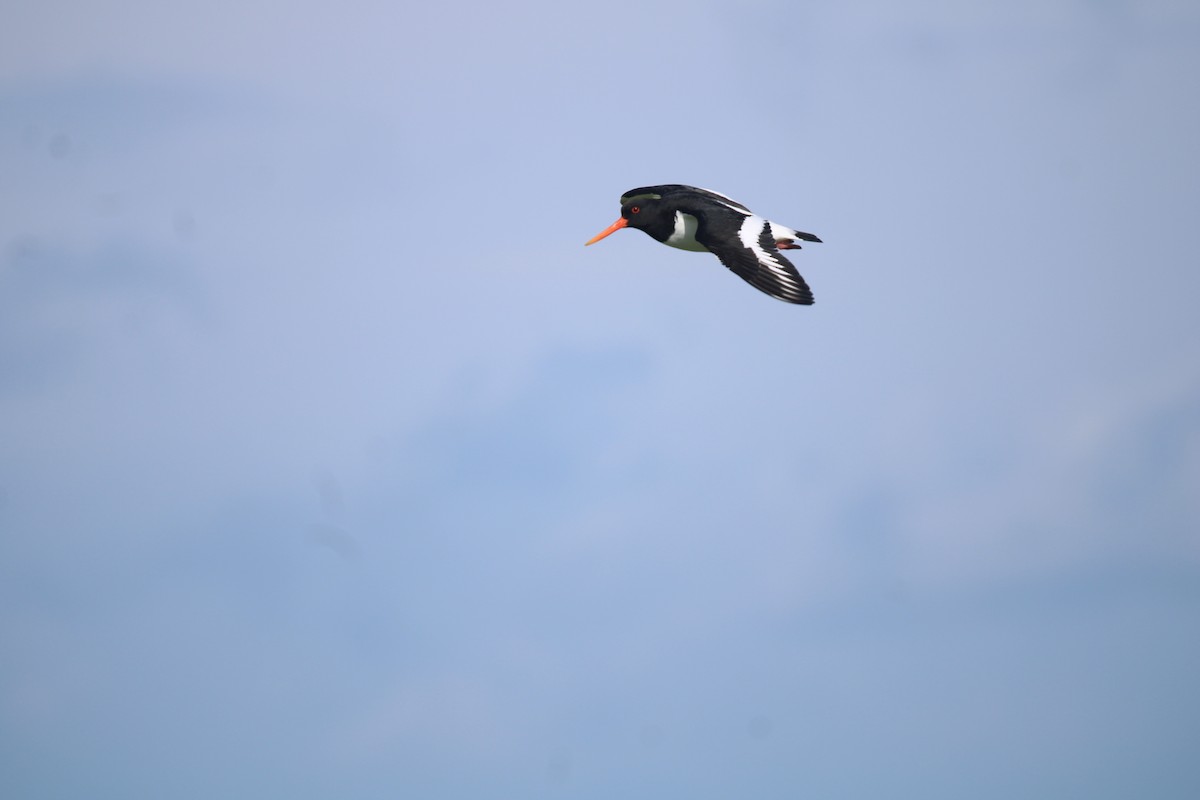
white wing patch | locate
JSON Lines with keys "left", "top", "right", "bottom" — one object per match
{"left": 739, "top": 215, "right": 789, "bottom": 273}
{"left": 737, "top": 215, "right": 808, "bottom": 299}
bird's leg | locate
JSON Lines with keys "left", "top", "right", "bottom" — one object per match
{"left": 776, "top": 238, "right": 801, "bottom": 250}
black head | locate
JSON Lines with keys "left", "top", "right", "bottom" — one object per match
{"left": 620, "top": 198, "right": 654, "bottom": 229}
{"left": 622, "top": 195, "right": 677, "bottom": 241}
{"left": 586, "top": 191, "right": 674, "bottom": 246}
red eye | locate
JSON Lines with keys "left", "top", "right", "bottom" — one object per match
{"left": 630, "top": 206, "right": 640, "bottom": 214}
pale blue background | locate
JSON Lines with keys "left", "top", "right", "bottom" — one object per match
{"left": 3, "top": 1, "right": 1199, "bottom": 798}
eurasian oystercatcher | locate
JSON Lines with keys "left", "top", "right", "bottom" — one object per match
{"left": 585, "top": 184, "right": 822, "bottom": 305}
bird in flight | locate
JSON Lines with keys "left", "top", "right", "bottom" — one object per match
{"left": 585, "top": 184, "right": 822, "bottom": 305}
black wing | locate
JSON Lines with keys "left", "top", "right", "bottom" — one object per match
{"left": 619, "top": 185, "right": 752, "bottom": 214}
{"left": 696, "top": 214, "right": 814, "bottom": 305}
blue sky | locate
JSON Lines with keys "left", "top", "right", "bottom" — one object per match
{"left": 2, "top": 1, "right": 1199, "bottom": 798}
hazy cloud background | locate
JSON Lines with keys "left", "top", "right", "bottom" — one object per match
{"left": 2, "top": 1, "right": 1198, "bottom": 798}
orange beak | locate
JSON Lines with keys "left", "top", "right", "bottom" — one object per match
{"left": 584, "top": 217, "right": 628, "bottom": 246}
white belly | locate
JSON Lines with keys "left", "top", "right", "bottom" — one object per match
{"left": 664, "top": 211, "right": 709, "bottom": 252}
